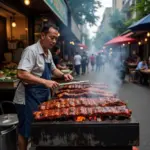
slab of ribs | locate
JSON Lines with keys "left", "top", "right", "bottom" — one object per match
{"left": 34, "top": 83, "right": 132, "bottom": 121}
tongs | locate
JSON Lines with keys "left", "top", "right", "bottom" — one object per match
{"left": 59, "top": 80, "right": 89, "bottom": 86}
{"left": 52, "top": 80, "right": 90, "bottom": 97}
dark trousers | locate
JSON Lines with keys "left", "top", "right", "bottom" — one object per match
{"left": 75, "top": 65, "right": 80, "bottom": 75}
{"left": 82, "top": 63, "right": 86, "bottom": 74}
{"left": 96, "top": 64, "right": 101, "bottom": 71}
{"left": 135, "top": 70, "right": 149, "bottom": 85}
{"left": 141, "top": 73, "right": 149, "bottom": 85}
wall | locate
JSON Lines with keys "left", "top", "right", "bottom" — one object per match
{"left": 0, "top": 10, "right": 28, "bottom": 41}
{"left": 12, "top": 16, "right": 28, "bottom": 41}
{"left": 71, "top": 16, "right": 81, "bottom": 41}
{"left": 113, "top": 0, "right": 123, "bottom": 11}
{"left": 0, "top": 12, "right": 11, "bottom": 39}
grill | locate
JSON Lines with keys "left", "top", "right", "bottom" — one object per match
{"left": 30, "top": 119, "right": 139, "bottom": 150}
{"left": 30, "top": 83, "right": 139, "bottom": 150}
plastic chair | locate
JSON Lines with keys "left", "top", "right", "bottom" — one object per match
{"left": 0, "top": 101, "right": 17, "bottom": 114}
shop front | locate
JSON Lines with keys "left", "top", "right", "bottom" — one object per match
{"left": 0, "top": 0, "right": 81, "bottom": 102}
{"left": 0, "top": 2, "right": 28, "bottom": 64}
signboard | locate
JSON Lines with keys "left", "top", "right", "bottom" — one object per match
{"left": 71, "top": 16, "right": 81, "bottom": 41}
{"left": 44, "top": 0, "right": 68, "bottom": 26}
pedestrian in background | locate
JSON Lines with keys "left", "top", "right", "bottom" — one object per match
{"left": 74, "top": 52, "right": 82, "bottom": 76}
{"left": 96, "top": 53, "right": 101, "bottom": 72}
{"left": 81, "top": 51, "right": 88, "bottom": 74}
{"left": 52, "top": 45, "right": 67, "bottom": 70}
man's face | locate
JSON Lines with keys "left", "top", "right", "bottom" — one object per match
{"left": 41, "top": 27, "right": 59, "bottom": 49}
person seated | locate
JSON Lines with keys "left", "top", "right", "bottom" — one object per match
{"left": 136, "top": 59, "right": 148, "bottom": 71}
{"left": 135, "top": 59, "right": 148, "bottom": 85}
{"left": 52, "top": 45, "right": 67, "bottom": 70}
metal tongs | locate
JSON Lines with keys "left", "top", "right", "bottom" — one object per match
{"left": 59, "top": 80, "right": 90, "bottom": 86}
{"left": 52, "top": 80, "right": 90, "bottom": 97}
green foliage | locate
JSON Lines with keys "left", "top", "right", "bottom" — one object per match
{"left": 94, "top": 26, "right": 115, "bottom": 49}
{"left": 94, "top": 0, "right": 150, "bottom": 48}
{"left": 131, "top": 0, "right": 150, "bottom": 20}
{"left": 68, "top": 0, "right": 101, "bottom": 25}
{"left": 109, "top": 9, "right": 127, "bottom": 36}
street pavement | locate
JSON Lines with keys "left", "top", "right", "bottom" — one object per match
{"left": 75, "top": 69, "right": 150, "bottom": 150}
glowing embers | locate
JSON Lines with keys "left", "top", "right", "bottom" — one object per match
{"left": 75, "top": 116, "right": 86, "bottom": 122}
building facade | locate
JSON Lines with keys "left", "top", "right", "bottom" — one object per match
{"left": 112, "top": 0, "right": 123, "bottom": 11}
{"left": 122, "top": 0, "right": 136, "bottom": 19}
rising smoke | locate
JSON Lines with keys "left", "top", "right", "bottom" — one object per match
{"left": 88, "top": 48, "right": 126, "bottom": 94}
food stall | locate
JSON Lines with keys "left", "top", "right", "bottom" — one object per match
{"left": 0, "top": 62, "right": 18, "bottom": 104}
{"left": 30, "top": 82, "right": 139, "bottom": 150}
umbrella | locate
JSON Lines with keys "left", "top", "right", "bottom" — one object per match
{"left": 77, "top": 43, "right": 88, "bottom": 49}
{"left": 128, "top": 14, "right": 150, "bottom": 31}
{"left": 104, "top": 35, "right": 136, "bottom": 46}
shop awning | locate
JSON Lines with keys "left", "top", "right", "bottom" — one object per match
{"left": 123, "top": 32, "right": 133, "bottom": 37}
{"left": 128, "top": 14, "right": 150, "bottom": 31}
{"left": 104, "top": 35, "right": 136, "bottom": 46}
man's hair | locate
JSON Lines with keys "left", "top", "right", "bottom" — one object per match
{"left": 52, "top": 45, "right": 60, "bottom": 53}
{"left": 41, "top": 24, "right": 59, "bottom": 33}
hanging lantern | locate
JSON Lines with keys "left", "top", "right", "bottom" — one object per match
{"left": 12, "top": 22, "right": 16, "bottom": 27}
{"left": 138, "top": 41, "right": 142, "bottom": 45}
{"left": 11, "top": 15, "right": 16, "bottom": 28}
{"left": 24, "top": 0, "right": 30, "bottom": 5}
{"left": 145, "top": 38, "right": 148, "bottom": 42}
{"left": 147, "top": 32, "right": 150, "bottom": 37}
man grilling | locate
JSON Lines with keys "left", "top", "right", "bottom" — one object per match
{"left": 13, "top": 24, "right": 73, "bottom": 150}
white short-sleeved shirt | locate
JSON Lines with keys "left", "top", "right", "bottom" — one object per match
{"left": 74, "top": 54, "right": 82, "bottom": 65}
{"left": 13, "top": 41, "right": 56, "bottom": 105}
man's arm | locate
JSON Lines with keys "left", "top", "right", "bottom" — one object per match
{"left": 17, "top": 48, "right": 59, "bottom": 88}
{"left": 52, "top": 68, "right": 64, "bottom": 78}
{"left": 18, "top": 70, "right": 59, "bottom": 88}
{"left": 17, "top": 70, "right": 47, "bottom": 85}
{"left": 56, "top": 64, "right": 67, "bottom": 70}
{"left": 52, "top": 68, "right": 73, "bottom": 81}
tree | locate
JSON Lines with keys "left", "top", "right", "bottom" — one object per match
{"left": 94, "top": 25, "right": 115, "bottom": 49}
{"left": 132, "top": 0, "right": 150, "bottom": 20}
{"left": 109, "top": 9, "right": 127, "bottom": 36}
{"left": 67, "top": 0, "right": 101, "bottom": 25}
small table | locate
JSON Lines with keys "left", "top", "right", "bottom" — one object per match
{"left": 140, "top": 69, "right": 150, "bottom": 74}
{"left": 127, "top": 63, "right": 137, "bottom": 68}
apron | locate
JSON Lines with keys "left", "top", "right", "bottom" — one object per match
{"left": 17, "top": 59, "right": 51, "bottom": 138}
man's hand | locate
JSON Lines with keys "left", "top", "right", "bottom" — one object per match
{"left": 44, "top": 80, "right": 59, "bottom": 89}
{"left": 64, "top": 74, "right": 73, "bottom": 81}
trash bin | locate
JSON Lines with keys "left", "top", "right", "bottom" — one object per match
{"left": 0, "top": 114, "right": 18, "bottom": 150}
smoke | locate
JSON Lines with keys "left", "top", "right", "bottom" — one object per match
{"left": 93, "top": 49, "right": 126, "bottom": 94}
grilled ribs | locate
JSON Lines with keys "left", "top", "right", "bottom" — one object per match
{"left": 34, "top": 83, "right": 132, "bottom": 121}
{"left": 34, "top": 106, "right": 132, "bottom": 120}
{"left": 39, "top": 98, "right": 126, "bottom": 110}
{"left": 61, "top": 83, "right": 108, "bottom": 90}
